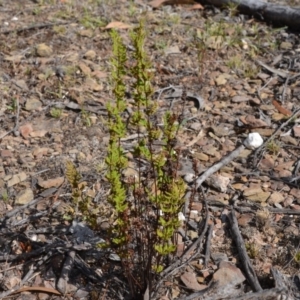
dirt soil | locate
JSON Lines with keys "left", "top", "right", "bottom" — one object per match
{"left": 1, "top": 0, "right": 300, "bottom": 299}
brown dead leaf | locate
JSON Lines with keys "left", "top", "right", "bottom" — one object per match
{"left": 272, "top": 100, "right": 292, "bottom": 116}
{"left": 38, "top": 177, "right": 65, "bottom": 189}
{"left": 104, "top": 21, "right": 131, "bottom": 30}
{"left": 240, "top": 115, "right": 268, "bottom": 127}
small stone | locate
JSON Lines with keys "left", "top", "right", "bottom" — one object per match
{"left": 7, "top": 172, "right": 27, "bottom": 187}
{"left": 211, "top": 252, "right": 228, "bottom": 264}
{"left": 232, "top": 95, "right": 250, "bottom": 102}
{"left": 214, "top": 261, "right": 245, "bottom": 287}
{"left": 15, "top": 188, "right": 34, "bottom": 205}
{"left": 281, "top": 135, "right": 298, "bottom": 145}
{"left": 184, "top": 173, "right": 195, "bottom": 183}
{"left": 191, "top": 202, "right": 203, "bottom": 211}
{"left": 164, "top": 45, "right": 181, "bottom": 55}
{"left": 280, "top": 41, "right": 293, "bottom": 50}
{"left": 38, "top": 177, "right": 64, "bottom": 189}
{"left": 36, "top": 43, "right": 53, "bottom": 57}
{"left": 85, "top": 78, "right": 103, "bottom": 91}
{"left": 78, "top": 62, "right": 91, "bottom": 76}
{"left": 194, "top": 152, "right": 209, "bottom": 161}
{"left": 13, "top": 79, "right": 29, "bottom": 91}
{"left": 190, "top": 122, "right": 202, "bottom": 131}
{"left": 215, "top": 73, "right": 231, "bottom": 86}
{"left": 1, "top": 150, "right": 13, "bottom": 158}
{"left": 293, "top": 125, "right": 300, "bottom": 137}
{"left": 77, "top": 29, "right": 93, "bottom": 38}
{"left": 187, "top": 230, "right": 198, "bottom": 240}
{"left": 260, "top": 156, "right": 275, "bottom": 170}
{"left": 290, "top": 188, "right": 300, "bottom": 198}
{"left": 211, "top": 125, "right": 231, "bottom": 137}
{"left": 190, "top": 107, "right": 198, "bottom": 114}
{"left": 83, "top": 50, "right": 96, "bottom": 60}
{"left": 25, "top": 97, "right": 43, "bottom": 111}
{"left": 32, "top": 147, "right": 49, "bottom": 158}
{"left": 238, "top": 214, "right": 252, "bottom": 227}
{"left": 240, "top": 116, "right": 268, "bottom": 128}
{"left": 19, "top": 123, "right": 33, "bottom": 139}
{"left": 268, "top": 192, "right": 284, "bottom": 205}
{"left": 206, "top": 174, "right": 230, "bottom": 192}
{"left": 181, "top": 271, "right": 207, "bottom": 291}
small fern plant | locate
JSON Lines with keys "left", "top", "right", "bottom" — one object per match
{"left": 105, "top": 20, "right": 186, "bottom": 298}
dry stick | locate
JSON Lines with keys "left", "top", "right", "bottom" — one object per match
{"left": 0, "top": 21, "right": 71, "bottom": 34}
{"left": 204, "top": 224, "right": 213, "bottom": 268}
{"left": 229, "top": 289, "right": 285, "bottom": 300}
{"left": 228, "top": 210, "right": 262, "bottom": 292}
{"left": 13, "top": 97, "right": 20, "bottom": 136}
{"left": 195, "top": 143, "right": 246, "bottom": 189}
{"left": 56, "top": 251, "right": 76, "bottom": 294}
{"left": 253, "top": 108, "right": 300, "bottom": 166}
{"left": 0, "top": 197, "right": 43, "bottom": 223}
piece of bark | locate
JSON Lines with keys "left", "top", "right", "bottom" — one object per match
{"left": 200, "top": 0, "right": 300, "bottom": 29}
{"left": 228, "top": 210, "right": 262, "bottom": 292}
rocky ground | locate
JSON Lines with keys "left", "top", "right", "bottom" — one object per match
{"left": 1, "top": 0, "right": 300, "bottom": 299}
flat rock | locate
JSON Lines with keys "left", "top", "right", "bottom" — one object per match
{"left": 6, "top": 172, "right": 27, "bottom": 187}
{"left": 213, "top": 261, "right": 245, "bottom": 287}
{"left": 13, "top": 79, "right": 28, "bottom": 91}
{"left": 293, "top": 125, "right": 300, "bottom": 137}
{"left": 32, "top": 147, "right": 49, "bottom": 158}
{"left": 1, "top": 150, "right": 13, "bottom": 158}
{"left": 211, "top": 252, "right": 228, "bottom": 264}
{"left": 243, "top": 186, "right": 270, "bottom": 203}
{"left": 180, "top": 271, "right": 207, "bottom": 291}
{"left": 19, "top": 123, "right": 33, "bottom": 139}
{"left": 206, "top": 174, "right": 230, "bottom": 193}
{"left": 232, "top": 95, "right": 250, "bottom": 102}
{"left": 268, "top": 192, "right": 285, "bottom": 205}
{"left": 83, "top": 49, "right": 96, "bottom": 60}
{"left": 25, "top": 97, "right": 43, "bottom": 111}
{"left": 38, "top": 177, "right": 64, "bottom": 189}
{"left": 15, "top": 188, "right": 34, "bottom": 205}
{"left": 78, "top": 62, "right": 91, "bottom": 75}
{"left": 36, "top": 43, "right": 53, "bottom": 57}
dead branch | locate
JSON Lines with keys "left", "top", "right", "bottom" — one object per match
{"left": 201, "top": 0, "right": 300, "bottom": 29}
{"left": 228, "top": 210, "right": 262, "bottom": 292}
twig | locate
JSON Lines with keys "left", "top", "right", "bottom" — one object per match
{"left": 13, "top": 97, "right": 20, "bottom": 136}
{"left": 204, "top": 224, "right": 213, "bottom": 268}
{"left": 228, "top": 210, "right": 262, "bottom": 292}
{"left": 57, "top": 251, "right": 75, "bottom": 294}
{"left": 230, "top": 287, "right": 286, "bottom": 300}
{"left": 256, "top": 60, "right": 300, "bottom": 79}
{"left": 0, "top": 197, "right": 43, "bottom": 223}
{"left": 0, "top": 21, "right": 71, "bottom": 34}
{"left": 195, "top": 144, "right": 245, "bottom": 189}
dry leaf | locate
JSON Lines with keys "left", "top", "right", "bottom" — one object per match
{"left": 104, "top": 21, "right": 131, "bottom": 30}
{"left": 272, "top": 100, "right": 292, "bottom": 116}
